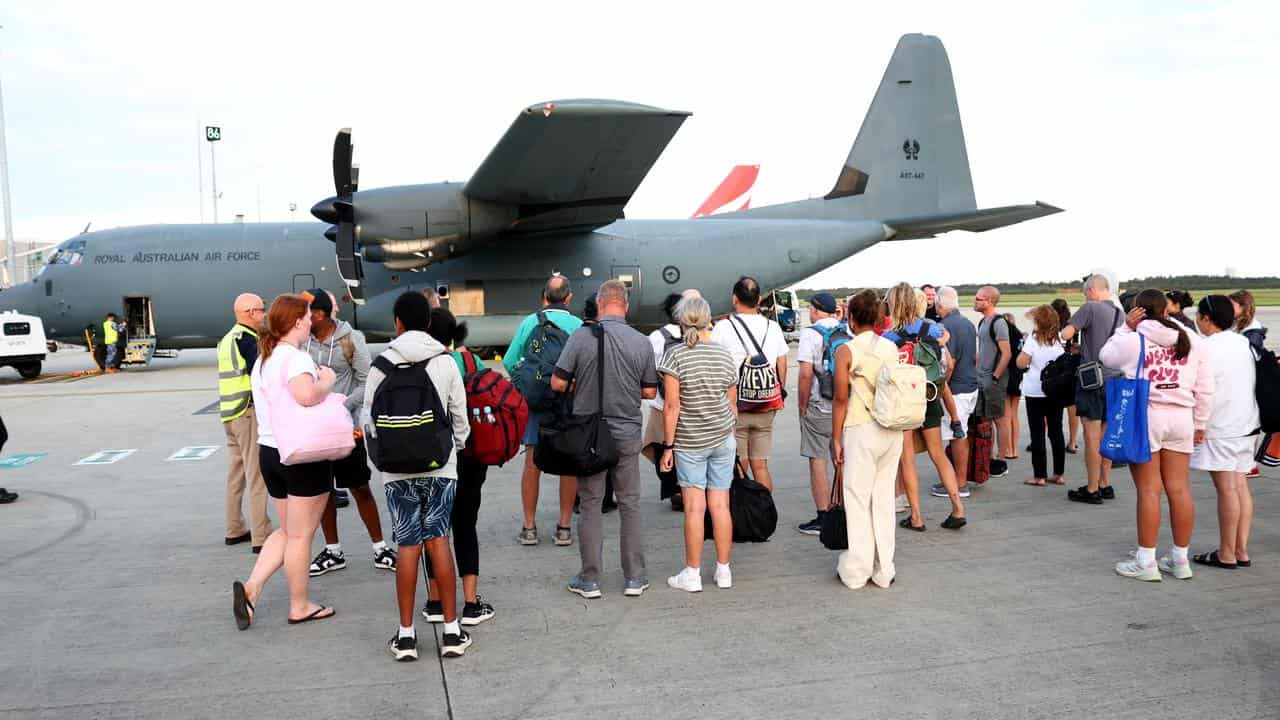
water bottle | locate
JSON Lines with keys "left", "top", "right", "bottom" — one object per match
{"left": 483, "top": 406, "right": 495, "bottom": 424}
{"left": 472, "top": 408, "right": 482, "bottom": 425}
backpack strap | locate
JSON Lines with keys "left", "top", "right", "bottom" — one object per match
{"left": 372, "top": 355, "right": 397, "bottom": 375}
{"left": 593, "top": 323, "right": 607, "bottom": 414}
{"left": 461, "top": 350, "right": 479, "bottom": 375}
{"left": 730, "top": 314, "right": 768, "bottom": 359}
{"left": 659, "top": 327, "right": 677, "bottom": 344}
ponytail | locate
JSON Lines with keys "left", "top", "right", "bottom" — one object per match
{"left": 1135, "top": 288, "right": 1191, "bottom": 361}
{"left": 260, "top": 294, "right": 310, "bottom": 363}
{"left": 673, "top": 295, "right": 711, "bottom": 348}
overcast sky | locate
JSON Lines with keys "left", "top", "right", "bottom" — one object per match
{"left": 2, "top": 0, "right": 1276, "bottom": 288}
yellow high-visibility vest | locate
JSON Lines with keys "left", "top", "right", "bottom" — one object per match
{"left": 217, "top": 324, "right": 258, "bottom": 423}
{"left": 103, "top": 320, "right": 119, "bottom": 345}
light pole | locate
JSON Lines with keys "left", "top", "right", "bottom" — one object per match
{"left": 206, "top": 125, "right": 221, "bottom": 223}
{"left": 0, "top": 30, "right": 16, "bottom": 287}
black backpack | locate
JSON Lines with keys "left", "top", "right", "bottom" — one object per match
{"left": 511, "top": 311, "right": 571, "bottom": 412}
{"left": 1254, "top": 345, "right": 1280, "bottom": 433}
{"left": 366, "top": 353, "right": 454, "bottom": 474}
{"left": 533, "top": 324, "right": 620, "bottom": 477}
{"left": 1040, "top": 345, "right": 1080, "bottom": 406}
{"left": 655, "top": 326, "right": 683, "bottom": 398}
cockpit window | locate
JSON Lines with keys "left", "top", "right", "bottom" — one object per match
{"left": 48, "top": 239, "right": 86, "bottom": 266}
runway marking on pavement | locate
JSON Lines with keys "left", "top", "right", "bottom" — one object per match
{"left": 74, "top": 449, "right": 138, "bottom": 466}
{"left": 24, "top": 371, "right": 101, "bottom": 384}
{"left": 167, "top": 446, "right": 220, "bottom": 462}
{"left": 193, "top": 400, "right": 221, "bottom": 415}
{"left": 0, "top": 453, "right": 46, "bottom": 469}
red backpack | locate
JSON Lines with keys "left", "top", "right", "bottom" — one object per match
{"left": 459, "top": 351, "right": 528, "bottom": 466}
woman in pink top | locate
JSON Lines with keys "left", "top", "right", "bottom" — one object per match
{"left": 1101, "top": 289, "right": 1214, "bottom": 582}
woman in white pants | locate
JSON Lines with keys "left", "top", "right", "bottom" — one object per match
{"left": 832, "top": 289, "right": 905, "bottom": 589}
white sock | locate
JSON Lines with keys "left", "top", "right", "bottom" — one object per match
{"left": 444, "top": 620, "right": 461, "bottom": 636}
{"left": 1135, "top": 546, "right": 1156, "bottom": 567}
{"left": 398, "top": 624, "right": 415, "bottom": 639}
{"left": 326, "top": 543, "right": 343, "bottom": 555}
{"left": 716, "top": 562, "right": 731, "bottom": 574}
{"left": 372, "top": 540, "right": 387, "bottom": 552}
{"left": 1171, "top": 545, "right": 1189, "bottom": 564}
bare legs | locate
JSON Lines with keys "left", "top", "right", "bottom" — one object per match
{"left": 1082, "top": 419, "right": 1113, "bottom": 493}
{"left": 922, "top": 427, "right": 964, "bottom": 518}
{"left": 808, "top": 457, "right": 831, "bottom": 513}
{"left": 520, "top": 450, "right": 575, "bottom": 530}
{"left": 1067, "top": 405, "right": 1080, "bottom": 450}
{"left": 1003, "top": 395, "right": 1021, "bottom": 458}
{"left": 1131, "top": 449, "right": 1194, "bottom": 549}
{"left": 681, "top": 487, "right": 732, "bottom": 568}
{"left": 319, "top": 484, "right": 384, "bottom": 546}
{"left": 1208, "top": 470, "right": 1252, "bottom": 564}
{"left": 244, "top": 494, "right": 329, "bottom": 620}
{"left": 898, "top": 432, "right": 923, "bottom": 526}
{"left": 749, "top": 459, "right": 773, "bottom": 492}
{"left": 397, "top": 537, "right": 457, "bottom": 628}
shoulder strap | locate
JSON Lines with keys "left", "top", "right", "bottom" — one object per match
{"left": 659, "top": 327, "right": 677, "bottom": 343}
{"left": 731, "top": 314, "right": 767, "bottom": 358}
{"left": 372, "top": 355, "right": 396, "bottom": 375}
{"left": 461, "top": 350, "right": 479, "bottom": 375}
{"left": 594, "top": 323, "right": 607, "bottom": 414}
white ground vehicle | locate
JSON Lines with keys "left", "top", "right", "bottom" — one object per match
{"left": 0, "top": 311, "right": 48, "bottom": 379}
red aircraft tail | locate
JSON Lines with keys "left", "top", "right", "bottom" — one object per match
{"left": 691, "top": 165, "right": 759, "bottom": 218}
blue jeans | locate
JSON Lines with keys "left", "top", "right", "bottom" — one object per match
{"left": 674, "top": 434, "right": 736, "bottom": 491}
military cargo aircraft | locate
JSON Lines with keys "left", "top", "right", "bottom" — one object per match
{"left": 1, "top": 34, "right": 1060, "bottom": 355}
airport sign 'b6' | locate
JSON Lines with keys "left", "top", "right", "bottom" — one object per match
{"left": 206, "top": 126, "right": 221, "bottom": 142}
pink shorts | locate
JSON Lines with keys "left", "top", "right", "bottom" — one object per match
{"left": 1147, "top": 404, "right": 1194, "bottom": 454}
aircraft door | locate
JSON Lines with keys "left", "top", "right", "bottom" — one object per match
{"left": 292, "top": 274, "right": 316, "bottom": 293}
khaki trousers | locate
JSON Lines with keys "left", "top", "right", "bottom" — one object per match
{"left": 837, "top": 422, "right": 903, "bottom": 589}
{"left": 224, "top": 408, "right": 272, "bottom": 544}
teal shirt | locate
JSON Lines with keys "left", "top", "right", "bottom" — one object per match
{"left": 502, "top": 306, "right": 583, "bottom": 373}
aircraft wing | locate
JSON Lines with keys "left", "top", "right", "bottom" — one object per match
{"left": 463, "top": 99, "right": 690, "bottom": 233}
{"left": 883, "top": 202, "right": 1063, "bottom": 241}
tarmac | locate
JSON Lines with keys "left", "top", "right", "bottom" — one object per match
{"left": 1, "top": 340, "right": 1279, "bottom": 719}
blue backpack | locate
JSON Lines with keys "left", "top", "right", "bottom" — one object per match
{"left": 813, "top": 323, "right": 852, "bottom": 400}
{"left": 510, "top": 311, "right": 571, "bottom": 412}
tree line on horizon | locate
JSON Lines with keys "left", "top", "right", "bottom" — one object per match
{"left": 793, "top": 274, "right": 1280, "bottom": 301}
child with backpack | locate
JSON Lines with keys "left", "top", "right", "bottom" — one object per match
{"left": 364, "top": 292, "right": 472, "bottom": 661}
{"left": 419, "top": 308, "right": 525, "bottom": 629}
{"left": 881, "top": 284, "right": 967, "bottom": 531}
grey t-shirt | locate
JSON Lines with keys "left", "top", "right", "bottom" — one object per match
{"left": 1068, "top": 300, "right": 1124, "bottom": 377}
{"left": 554, "top": 316, "right": 659, "bottom": 441}
{"left": 657, "top": 342, "right": 738, "bottom": 450}
{"left": 939, "top": 310, "right": 979, "bottom": 394}
{"left": 976, "top": 314, "right": 1009, "bottom": 383}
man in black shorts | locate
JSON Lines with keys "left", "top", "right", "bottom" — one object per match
{"left": 302, "top": 290, "right": 397, "bottom": 576}
{"left": 1061, "top": 274, "right": 1124, "bottom": 504}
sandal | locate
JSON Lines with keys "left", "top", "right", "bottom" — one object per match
{"left": 1004, "top": 455, "right": 1018, "bottom": 461}
{"left": 940, "top": 515, "right": 967, "bottom": 530}
{"left": 1024, "top": 478, "right": 1046, "bottom": 486}
{"left": 1238, "top": 558, "right": 1252, "bottom": 568}
{"left": 1192, "top": 550, "right": 1237, "bottom": 569}
{"left": 288, "top": 605, "right": 336, "bottom": 624}
{"left": 1048, "top": 476, "right": 1066, "bottom": 485}
{"left": 899, "top": 517, "right": 926, "bottom": 532}
{"left": 232, "top": 580, "right": 255, "bottom": 631}
{"left": 1065, "top": 446, "right": 1078, "bottom": 454}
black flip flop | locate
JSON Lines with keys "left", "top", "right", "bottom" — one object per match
{"left": 1192, "top": 550, "right": 1237, "bottom": 569}
{"left": 1238, "top": 559, "right": 1252, "bottom": 568}
{"left": 232, "top": 581, "right": 254, "bottom": 631}
{"left": 940, "top": 515, "right": 967, "bottom": 530}
{"left": 288, "top": 605, "right": 335, "bottom": 624}
{"left": 899, "top": 517, "right": 926, "bottom": 532}
{"left": 1065, "top": 446, "right": 1078, "bottom": 454}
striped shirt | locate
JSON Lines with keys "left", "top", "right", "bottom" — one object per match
{"left": 658, "top": 341, "right": 738, "bottom": 450}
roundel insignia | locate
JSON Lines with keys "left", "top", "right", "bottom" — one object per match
{"left": 662, "top": 265, "right": 680, "bottom": 284}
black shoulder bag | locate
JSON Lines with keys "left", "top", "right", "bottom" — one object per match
{"left": 534, "top": 324, "right": 620, "bottom": 477}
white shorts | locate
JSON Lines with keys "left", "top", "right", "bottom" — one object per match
{"left": 1191, "top": 436, "right": 1255, "bottom": 474}
{"left": 942, "top": 390, "right": 979, "bottom": 442}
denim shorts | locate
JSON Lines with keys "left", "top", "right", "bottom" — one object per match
{"left": 674, "top": 434, "right": 736, "bottom": 491}
{"left": 523, "top": 410, "right": 549, "bottom": 446}
{"left": 384, "top": 476, "right": 457, "bottom": 546}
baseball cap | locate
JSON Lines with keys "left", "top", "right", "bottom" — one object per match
{"left": 307, "top": 288, "right": 333, "bottom": 314}
{"left": 810, "top": 292, "right": 838, "bottom": 314}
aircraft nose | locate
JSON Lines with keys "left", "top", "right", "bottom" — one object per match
{"left": 311, "top": 196, "right": 339, "bottom": 224}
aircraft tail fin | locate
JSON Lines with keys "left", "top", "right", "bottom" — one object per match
{"left": 825, "top": 33, "right": 975, "bottom": 218}
{"left": 692, "top": 165, "right": 759, "bottom": 218}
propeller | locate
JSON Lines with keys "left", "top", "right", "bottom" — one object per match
{"left": 330, "top": 128, "right": 364, "bottom": 304}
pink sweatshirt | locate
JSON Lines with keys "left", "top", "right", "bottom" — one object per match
{"left": 1099, "top": 320, "right": 1215, "bottom": 430}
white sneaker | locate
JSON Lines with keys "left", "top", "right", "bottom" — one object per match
{"left": 1115, "top": 559, "right": 1161, "bottom": 582}
{"left": 895, "top": 494, "right": 910, "bottom": 514}
{"left": 667, "top": 567, "right": 703, "bottom": 593}
{"left": 1158, "top": 554, "right": 1193, "bottom": 580}
{"left": 714, "top": 565, "right": 732, "bottom": 589}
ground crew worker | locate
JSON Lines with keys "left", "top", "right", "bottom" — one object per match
{"left": 218, "top": 293, "right": 273, "bottom": 551}
{"left": 102, "top": 314, "right": 120, "bottom": 373}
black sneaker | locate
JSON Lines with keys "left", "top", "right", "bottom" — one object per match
{"left": 441, "top": 629, "right": 472, "bottom": 658}
{"left": 670, "top": 493, "right": 684, "bottom": 512}
{"left": 1099, "top": 486, "right": 1116, "bottom": 500}
{"left": 388, "top": 633, "right": 418, "bottom": 662}
{"left": 797, "top": 516, "right": 823, "bottom": 536}
{"left": 1067, "top": 485, "right": 1104, "bottom": 505}
{"left": 309, "top": 548, "right": 347, "bottom": 577}
{"left": 989, "top": 460, "right": 1009, "bottom": 478}
{"left": 334, "top": 489, "right": 350, "bottom": 508}
{"left": 461, "top": 597, "right": 495, "bottom": 626}
{"left": 421, "top": 600, "right": 444, "bottom": 623}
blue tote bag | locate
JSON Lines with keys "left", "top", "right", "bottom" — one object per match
{"left": 1100, "top": 334, "right": 1152, "bottom": 464}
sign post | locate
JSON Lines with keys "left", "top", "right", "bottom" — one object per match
{"left": 206, "top": 126, "right": 221, "bottom": 223}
